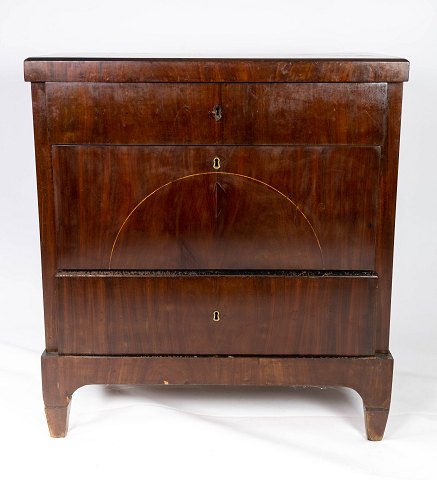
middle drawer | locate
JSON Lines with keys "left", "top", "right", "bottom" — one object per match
{"left": 53, "top": 145, "right": 380, "bottom": 270}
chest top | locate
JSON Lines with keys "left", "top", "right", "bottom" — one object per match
{"left": 24, "top": 54, "right": 409, "bottom": 83}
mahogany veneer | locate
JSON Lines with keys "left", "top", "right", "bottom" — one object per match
{"left": 25, "top": 56, "right": 409, "bottom": 439}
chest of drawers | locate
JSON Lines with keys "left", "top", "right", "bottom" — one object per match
{"left": 24, "top": 56, "right": 409, "bottom": 439}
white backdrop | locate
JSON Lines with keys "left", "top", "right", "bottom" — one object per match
{"left": 1, "top": 1, "right": 436, "bottom": 479}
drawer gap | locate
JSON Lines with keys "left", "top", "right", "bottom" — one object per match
{"left": 56, "top": 269, "right": 378, "bottom": 278}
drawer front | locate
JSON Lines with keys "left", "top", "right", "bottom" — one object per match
{"left": 46, "top": 82, "right": 222, "bottom": 145}
{"left": 57, "top": 274, "right": 377, "bottom": 355}
{"left": 53, "top": 145, "right": 380, "bottom": 270}
{"left": 222, "top": 83, "right": 386, "bottom": 145}
{"left": 46, "top": 82, "right": 385, "bottom": 145}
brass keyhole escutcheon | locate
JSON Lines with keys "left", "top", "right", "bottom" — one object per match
{"left": 213, "top": 157, "right": 221, "bottom": 170}
{"left": 213, "top": 310, "right": 220, "bottom": 322}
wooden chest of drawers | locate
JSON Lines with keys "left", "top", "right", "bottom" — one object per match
{"left": 24, "top": 56, "right": 409, "bottom": 439}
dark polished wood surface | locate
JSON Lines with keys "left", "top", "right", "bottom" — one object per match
{"left": 46, "top": 82, "right": 385, "bottom": 145}
{"left": 26, "top": 57, "right": 409, "bottom": 439}
{"left": 53, "top": 145, "right": 380, "bottom": 270}
{"left": 56, "top": 273, "right": 377, "bottom": 355}
{"left": 24, "top": 56, "right": 409, "bottom": 83}
{"left": 222, "top": 83, "right": 385, "bottom": 145}
{"left": 31, "top": 83, "right": 58, "bottom": 351}
{"left": 41, "top": 352, "right": 393, "bottom": 440}
{"left": 375, "top": 83, "right": 404, "bottom": 352}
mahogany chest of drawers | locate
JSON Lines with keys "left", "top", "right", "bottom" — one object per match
{"left": 24, "top": 56, "right": 409, "bottom": 439}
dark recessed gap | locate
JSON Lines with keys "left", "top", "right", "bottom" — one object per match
{"left": 56, "top": 269, "right": 378, "bottom": 278}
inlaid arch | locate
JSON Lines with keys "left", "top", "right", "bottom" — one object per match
{"left": 109, "top": 171, "right": 323, "bottom": 270}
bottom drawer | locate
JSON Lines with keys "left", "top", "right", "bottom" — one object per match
{"left": 56, "top": 272, "right": 377, "bottom": 356}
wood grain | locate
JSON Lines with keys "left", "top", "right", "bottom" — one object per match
{"left": 56, "top": 273, "right": 377, "bottom": 356}
{"left": 46, "top": 83, "right": 222, "bottom": 145}
{"left": 31, "top": 84, "right": 58, "bottom": 351}
{"left": 24, "top": 57, "right": 409, "bottom": 83}
{"left": 41, "top": 351, "right": 393, "bottom": 440}
{"left": 222, "top": 83, "right": 385, "bottom": 145}
{"left": 25, "top": 57, "right": 408, "bottom": 439}
{"left": 46, "top": 82, "right": 385, "bottom": 145}
{"left": 52, "top": 145, "right": 380, "bottom": 270}
{"left": 375, "top": 83, "right": 404, "bottom": 352}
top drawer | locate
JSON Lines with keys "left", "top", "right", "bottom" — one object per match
{"left": 46, "top": 82, "right": 386, "bottom": 145}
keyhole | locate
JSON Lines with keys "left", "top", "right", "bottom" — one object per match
{"left": 213, "top": 310, "right": 220, "bottom": 322}
{"left": 213, "top": 157, "right": 221, "bottom": 170}
{"left": 211, "top": 104, "right": 222, "bottom": 121}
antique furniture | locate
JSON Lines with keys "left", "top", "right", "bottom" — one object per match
{"left": 24, "top": 55, "right": 409, "bottom": 439}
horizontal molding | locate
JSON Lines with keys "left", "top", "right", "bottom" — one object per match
{"left": 52, "top": 143, "right": 383, "bottom": 149}
{"left": 56, "top": 269, "right": 378, "bottom": 279}
{"left": 24, "top": 59, "right": 409, "bottom": 83}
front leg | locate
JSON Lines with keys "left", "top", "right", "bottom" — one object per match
{"left": 354, "top": 353, "right": 394, "bottom": 441}
{"left": 364, "top": 407, "right": 390, "bottom": 441}
{"left": 44, "top": 402, "right": 71, "bottom": 438}
{"left": 41, "top": 352, "right": 73, "bottom": 438}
